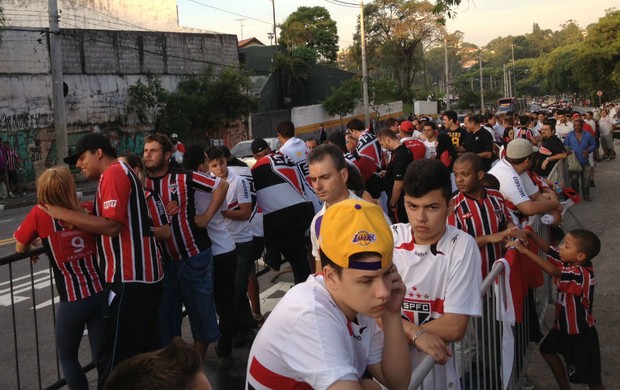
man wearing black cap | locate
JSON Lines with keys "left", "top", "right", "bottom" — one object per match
{"left": 39, "top": 133, "right": 163, "bottom": 389}
{"left": 250, "top": 138, "right": 314, "bottom": 284}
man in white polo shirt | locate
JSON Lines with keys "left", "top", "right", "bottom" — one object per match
{"left": 246, "top": 199, "right": 416, "bottom": 390}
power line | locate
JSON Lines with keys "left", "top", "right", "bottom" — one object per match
{"left": 187, "top": 0, "right": 272, "bottom": 26}
{"left": 63, "top": 0, "right": 152, "bottom": 31}
{"left": 325, "top": 0, "right": 359, "bottom": 7}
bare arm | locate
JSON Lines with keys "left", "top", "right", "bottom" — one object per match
{"left": 154, "top": 225, "right": 171, "bottom": 241}
{"left": 222, "top": 202, "right": 251, "bottom": 221}
{"left": 515, "top": 197, "right": 560, "bottom": 216}
{"left": 389, "top": 180, "right": 404, "bottom": 208}
{"left": 38, "top": 204, "right": 123, "bottom": 237}
{"left": 505, "top": 240, "right": 560, "bottom": 277}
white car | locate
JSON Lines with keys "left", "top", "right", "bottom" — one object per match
{"left": 230, "top": 137, "right": 281, "bottom": 167}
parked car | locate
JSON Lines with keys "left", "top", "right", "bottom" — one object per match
{"left": 230, "top": 137, "right": 281, "bottom": 167}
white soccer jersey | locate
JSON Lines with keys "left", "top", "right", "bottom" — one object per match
{"left": 246, "top": 275, "right": 383, "bottom": 390}
{"left": 488, "top": 159, "right": 538, "bottom": 207}
{"left": 392, "top": 224, "right": 482, "bottom": 390}
{"left": 423, "top": 139, "right": 437, "bottom": 159}
{"left": 279, "top": 137, "right": 322, "bottom": 212}
{"left": 224, "top": 170, "right": 252, "bottom": 243}
{"left": 196, "top": 190, "right": 235, "bottom": 256}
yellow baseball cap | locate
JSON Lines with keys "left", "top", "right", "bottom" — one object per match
{"left": 319, "top": 199, "right": 393, "bottom": 270}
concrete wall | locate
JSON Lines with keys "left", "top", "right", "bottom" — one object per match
{"left": 0, "top": 27, "right": 239, "bottom": 183}
{"left": 0, "top": 0, "right": 190, "bottom": 32}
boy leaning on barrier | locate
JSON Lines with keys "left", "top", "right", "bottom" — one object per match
{"left": 506, "top": 228, "right": 604, "bottom": 390}
{"left": 391, "top": 159, "right": 482, "bottom": 390}
{"left": 246, "top": 199, "right": 413, "bottom": 390}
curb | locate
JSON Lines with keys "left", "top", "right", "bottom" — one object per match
{"left": 0, "top": 189, "right": 98, "bottom": 211}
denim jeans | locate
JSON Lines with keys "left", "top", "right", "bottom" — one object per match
{"left": 569, "top": 164, "right": 591, "bottom": 198}
{"left": 158, "top": 247, "right": 220, "bottom": 345}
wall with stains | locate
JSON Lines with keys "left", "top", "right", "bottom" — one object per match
{"left": 0, "top": 27, "right": 239, "bottom": 184}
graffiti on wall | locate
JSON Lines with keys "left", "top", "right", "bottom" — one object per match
{"left": 1, "top": 122, "right": 150, "bottom": 184}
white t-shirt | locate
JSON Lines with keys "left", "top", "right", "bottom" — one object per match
{"left": 392, "top": 224, "right": 482, "bottom": 390}
{"left": 555, "top": 122, "right": 573, "bottom": 141}
{"left": 488, "top": 159, "right": 538, "bottom": 208}
{"left": 196, "top": 189, "right": 235, "bottom": 256}
{"left": 246, "top": 275, "right": 384, "bottom": 389}
{"left": 224, "top": 170, "right": 252, "bottom": 243}
{"left": 423, "top": 139, "right": 437, "bottom": 159}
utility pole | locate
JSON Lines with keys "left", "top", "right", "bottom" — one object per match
{"left": 235, "top": 18, "right": 245, "bottom": 40}
{"left": 444, "top": 37, "right": 450, "bottom": 110}
{"left": 271, "top": 0, "right": 277, "bottom": 45}
{"left": 360, "top": 1, "right": 370, "bottom": 128}
{"left": 479, "top": 50, "right": 484, "bottom": 113}
{"left": 511, "top": 43, "right": 516, "bottom": 97}
{"left": 48, "top": 0, "right": 68, "bottom": 166}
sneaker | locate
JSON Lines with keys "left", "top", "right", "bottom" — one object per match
{"left": 611, "top": 155, "right": 617, "bottom": 160}
{"left": 8, "top": 192, "right": 15, "bottom": 198}
{"left": 523, "top": 376, "right": 535, "bottom": 390}
{"left": 589, "top": 180, "right": 595, "bottom": 187}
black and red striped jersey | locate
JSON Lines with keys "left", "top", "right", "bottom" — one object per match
{"left": 448, "top": 188, "right": 511, "bottom": 278}
{"left": 144, "top": 167, "right": 221, "bottom": 260}
{"left": 14, "top": 203, "right": 103, "bottom": 302}
{"left": 546, "top": 248, "right": 596, "bottom": 335}
{"left": 144, "top": 188, "right": 169, "bottom": 229}
{"left": 94, "top": 161, "right": 163, "bottom": 283}
{"left": 251, "top": 153, "right": 314, "bottom": 236}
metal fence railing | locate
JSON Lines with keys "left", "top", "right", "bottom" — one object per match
{"left": 409, "top": 219, "right": 555, "bottom": 389}
{"left": 0, "top": 248, "right": 95, "bottom": 390}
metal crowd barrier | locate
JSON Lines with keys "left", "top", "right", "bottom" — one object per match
{"left": 409, "top": 230, "right": 555, "bottom": 390}
{"left": 0, "top": 249, "right": 95, "bottom": 390}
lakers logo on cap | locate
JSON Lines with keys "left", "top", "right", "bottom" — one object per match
{"left": 351, "top": 230, "right": 376, "bottom": 247}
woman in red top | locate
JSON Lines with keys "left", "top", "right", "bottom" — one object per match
{"left": 14, "top": 167, "right": 104, "bottom": 390}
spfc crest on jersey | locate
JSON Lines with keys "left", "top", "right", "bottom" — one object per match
{"left": 402, "top": 298, "right": 432, "bottom": 325}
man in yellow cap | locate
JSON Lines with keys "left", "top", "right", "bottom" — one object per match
{"left": 246, "top": 199, "right": 426, "bottom": 389}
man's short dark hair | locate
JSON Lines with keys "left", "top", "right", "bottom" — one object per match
{"left": 327, "top": 131, "right": 347, "bottom": 153}
{"left": 276, "top": 120, "right": 296, "bottom": 139}
{"left": 403, "top": 159, "right": 452, "bottom": 202}
{"left": 542, "top": 120, "right": 556, "bottom": 131}
{"left": 308, "top": 144, "right": 347, "bottom": 171}
{"left": 482, "top": 173, "right": 500, "bottom": 190}
{"left": 423, "top": 121, "right": 437, "bottom": 131}
{"left": 568, "top": 229, "right": 601, "bottom": 262}
{"left": 454, "top": 152, "right": 484, "bottom": 174}
{"left": 205, "top": 146, "right": 225, "bottom": 162}
{"left": 145, "top": 133, "right": 173, "bottom": 154}
{"left": 346, "top": 118, "right": 365, "bottom": 132}
{"left": 519, "top": 115, "right": 530, "bottom": 126}
{"left": 465, "top": 113, "right": 480, "bottom": 125}
{"left": 306, "top": 136, "right": 319, "bottom": 144}
{"left": 377, "top": 128, "right": 398, "bottom": 140}
{"left": 386, "top": 117, "right": 398, "bottom": 127}
{"left": 104, "top": 337, "right": 204, "bottom": 390}
{"left": 183, "top": 145, "right": 207, "bottom": 170}
{"left": 443, "top": 110, "right": 458, "bottom": 122}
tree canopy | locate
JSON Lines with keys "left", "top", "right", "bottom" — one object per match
{"left": 279, "top": 6, "right": 339, "bottom": 64}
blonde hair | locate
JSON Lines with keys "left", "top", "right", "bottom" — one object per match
{"left": 37, "top": 167, "right": 81, "bottom": 212}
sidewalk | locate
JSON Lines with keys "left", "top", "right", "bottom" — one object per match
{"left": 0, "top": 179, "right": 98, "bottom": 211}
{"left": 526, "top": 147, "right": 619, "bottom": 388}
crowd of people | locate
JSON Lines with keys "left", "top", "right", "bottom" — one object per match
{"left": 10, "top": 105, "right": 613, "bottom": 389}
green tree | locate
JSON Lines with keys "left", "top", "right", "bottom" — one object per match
{"left": 369, "top": 78, "right": 399, "bottom": 118}
{"left": 355, "top": 0, "right": 443, "bottom": 100}
{"left": 322, "top": 78, "right": 361, "bottom": 130}
{"left": 126, "top": 67, "right": 256, "bottom": 141}
{"left": 127, "top": 73, "right": 167, "bottom": 125}
{"left": 279, "top": 6, "right": 339, "bottom": 64}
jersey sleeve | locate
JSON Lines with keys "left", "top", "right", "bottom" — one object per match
{"left": 98, "top": 167, "right": 131, "bottom": 223}
{"left": 280, "top": 310, "right": 366, "bottom": 388}
{"left": 190, "top": 170, "right": 220, "bottom": 193}
{"left": 147, "top": 190, "right": 170, "bottom": 228}
{"left": 236, "top": 176, "right": 252, "bottom": 205}
{"left": 444, "top": 233, "right": 483, "bottom": 316}
{"left": 14, "top": 207, "right": 41, "bottom": 245}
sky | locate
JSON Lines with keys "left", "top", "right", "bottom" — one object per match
{"left": 176, "top": 0, "right": 617, "bottom": 48}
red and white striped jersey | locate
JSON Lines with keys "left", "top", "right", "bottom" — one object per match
{"left": 15, "top": 203, "right": 103, "bottom": 302}
{"left": 448, "top": 188, "right": 512, "bottom": 277}
{"left": 145, "top": 168, "right": 221, "bottom": 261}
{"left": 95, "top": 161, "right": 163, "bottom": 283}
{"left": 547, "top": 248, "right": 596, "bottom": 334}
